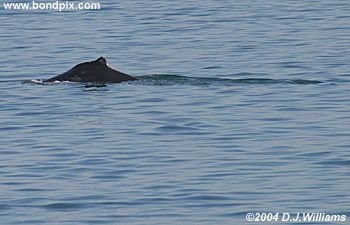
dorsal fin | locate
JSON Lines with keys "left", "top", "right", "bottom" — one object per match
{"left": 96, "top": 57, "right": 107, "bottom": 65}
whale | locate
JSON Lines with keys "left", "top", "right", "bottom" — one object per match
{"left": 45, "top": 57, "right": 137, "bottom": 83}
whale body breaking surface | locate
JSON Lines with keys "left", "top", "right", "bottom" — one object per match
{"left": 35, "top": 57, "right": 324, "bottom": 86}
{"left": 45, "top": 57, "right": 137, "bottom": 83}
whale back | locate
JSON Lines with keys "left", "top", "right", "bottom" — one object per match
{"left": 45, "top": 57, "right": 137, "bottom": 83}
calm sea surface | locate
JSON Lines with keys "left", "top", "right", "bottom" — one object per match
{"left": 0, "top": 1, "right": 349, "bottom": 224}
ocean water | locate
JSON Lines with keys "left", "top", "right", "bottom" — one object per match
{"left": 0, "top": 1, "right": 350, "bottom": 224}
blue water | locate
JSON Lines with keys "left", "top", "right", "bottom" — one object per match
{"left": 1, "top": 1, "right": 350, "bottom": 224}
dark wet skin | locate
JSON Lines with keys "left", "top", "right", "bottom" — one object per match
{"left": 45, "top": 57, "right": 137, "bottom": 83}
